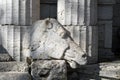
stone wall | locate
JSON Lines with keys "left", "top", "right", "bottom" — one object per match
{"left": 98, "top": 0, "right": 115, "bottom": 62}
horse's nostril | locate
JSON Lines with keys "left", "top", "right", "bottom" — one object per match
{"left": 82, "top": 54, "right": 86, "bottom": 58}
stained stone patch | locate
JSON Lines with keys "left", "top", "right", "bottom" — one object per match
{"left": 31, "top": 60, "right": 67, "bottom": 80}
{"left": 0, "top": 62, "right": 28, "bottom": 72}
{"left": 0, "top": 72, "right": 31, "bottom": 80}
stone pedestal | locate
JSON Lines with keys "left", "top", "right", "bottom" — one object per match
{"left": 31, "top": 60, "right": 67, "bottom": 80}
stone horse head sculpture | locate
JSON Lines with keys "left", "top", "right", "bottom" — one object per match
{"left": 23, "top": 18, "right": 87, "bottom": 68}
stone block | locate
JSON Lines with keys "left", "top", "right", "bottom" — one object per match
{"left": 0, "top": 62, "right": 28, "bottom": 72}
{"left": 12, "top": 0, "right": 19, "bottom": 25}
{"left": 79, "top": 62, "right": 120, "bottom": 79}
{"left": 0, "top": 0, "right": 40, "bottom": 25}
{"left": 57, "top": 0, "right": 97, "bottom": 26}
{"left": 0, "top": 25, "right": 32, "bottom": 61}
{"left": 0, "top": 25, "right": 21, "bottom": 61}
{"left": 0, "top": 72, "right": 31, "bottom": 80}
{"left": 68, "top": 70, "right": 119, "bottom": 80}
{"left": 31, "top": 60, "right": 67, "bottom": 80}
{"left": 98, "top": 6, "right": 113, "bottom": 20}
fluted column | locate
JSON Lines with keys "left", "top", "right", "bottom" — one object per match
{"left": 0, "top": 0, "right": 40, "bottom": 25}
{"left": 58, "top": 0, "right": 98, "bottom": 64}
{"left": 0, "top": 0, "right": 40, "bottom": 61}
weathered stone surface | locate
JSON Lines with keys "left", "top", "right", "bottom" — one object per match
{"left": 0, "top": 25, "right": 22, "bottom": 61}
{"left": 21, "top": 26, "right": 32, "bottom": 60}
{"left": 0, "top": 0, "right": 40, "bottom": 25}
{"left": 57, "top": 0, "right": 97, "bottom": 26}
{"left": 64, "top": 26, "right": 80, "bottom": 45}
{"left": 0, "top": 54, "right": 12, "bottom": 62}
{"left": 0, "top": 72, "right": 31, "bottom": 80}
{"left": 31, "top": 60, "right": 67, "bottom": 80}
{"left": 26, "top": 18, "right": 87, "bottom": 68}
{"left": 79, "top": 61, "right": 120, "bottom": 79}
{"left": 0, "top": 25, "right": 32, "bottom": 61}
{"left": 0, "top": 62, "right": 28, "bottom": 72}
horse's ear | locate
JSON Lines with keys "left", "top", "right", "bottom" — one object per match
{"left": 26, "top": 57, "right": 33, "bottom": 65}
{"left": 45, "top": 20, "right": 50, "bottom": 25}
{"left": 45, "top": 20, "right": 53, "bottom": 29}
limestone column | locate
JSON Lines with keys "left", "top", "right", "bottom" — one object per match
{"left": 58, "top": 0, "right": 98, "bottom": 64}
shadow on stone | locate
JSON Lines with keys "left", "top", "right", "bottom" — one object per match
{"left": 0, "top": 45, "right": 13, "bottom": 61}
